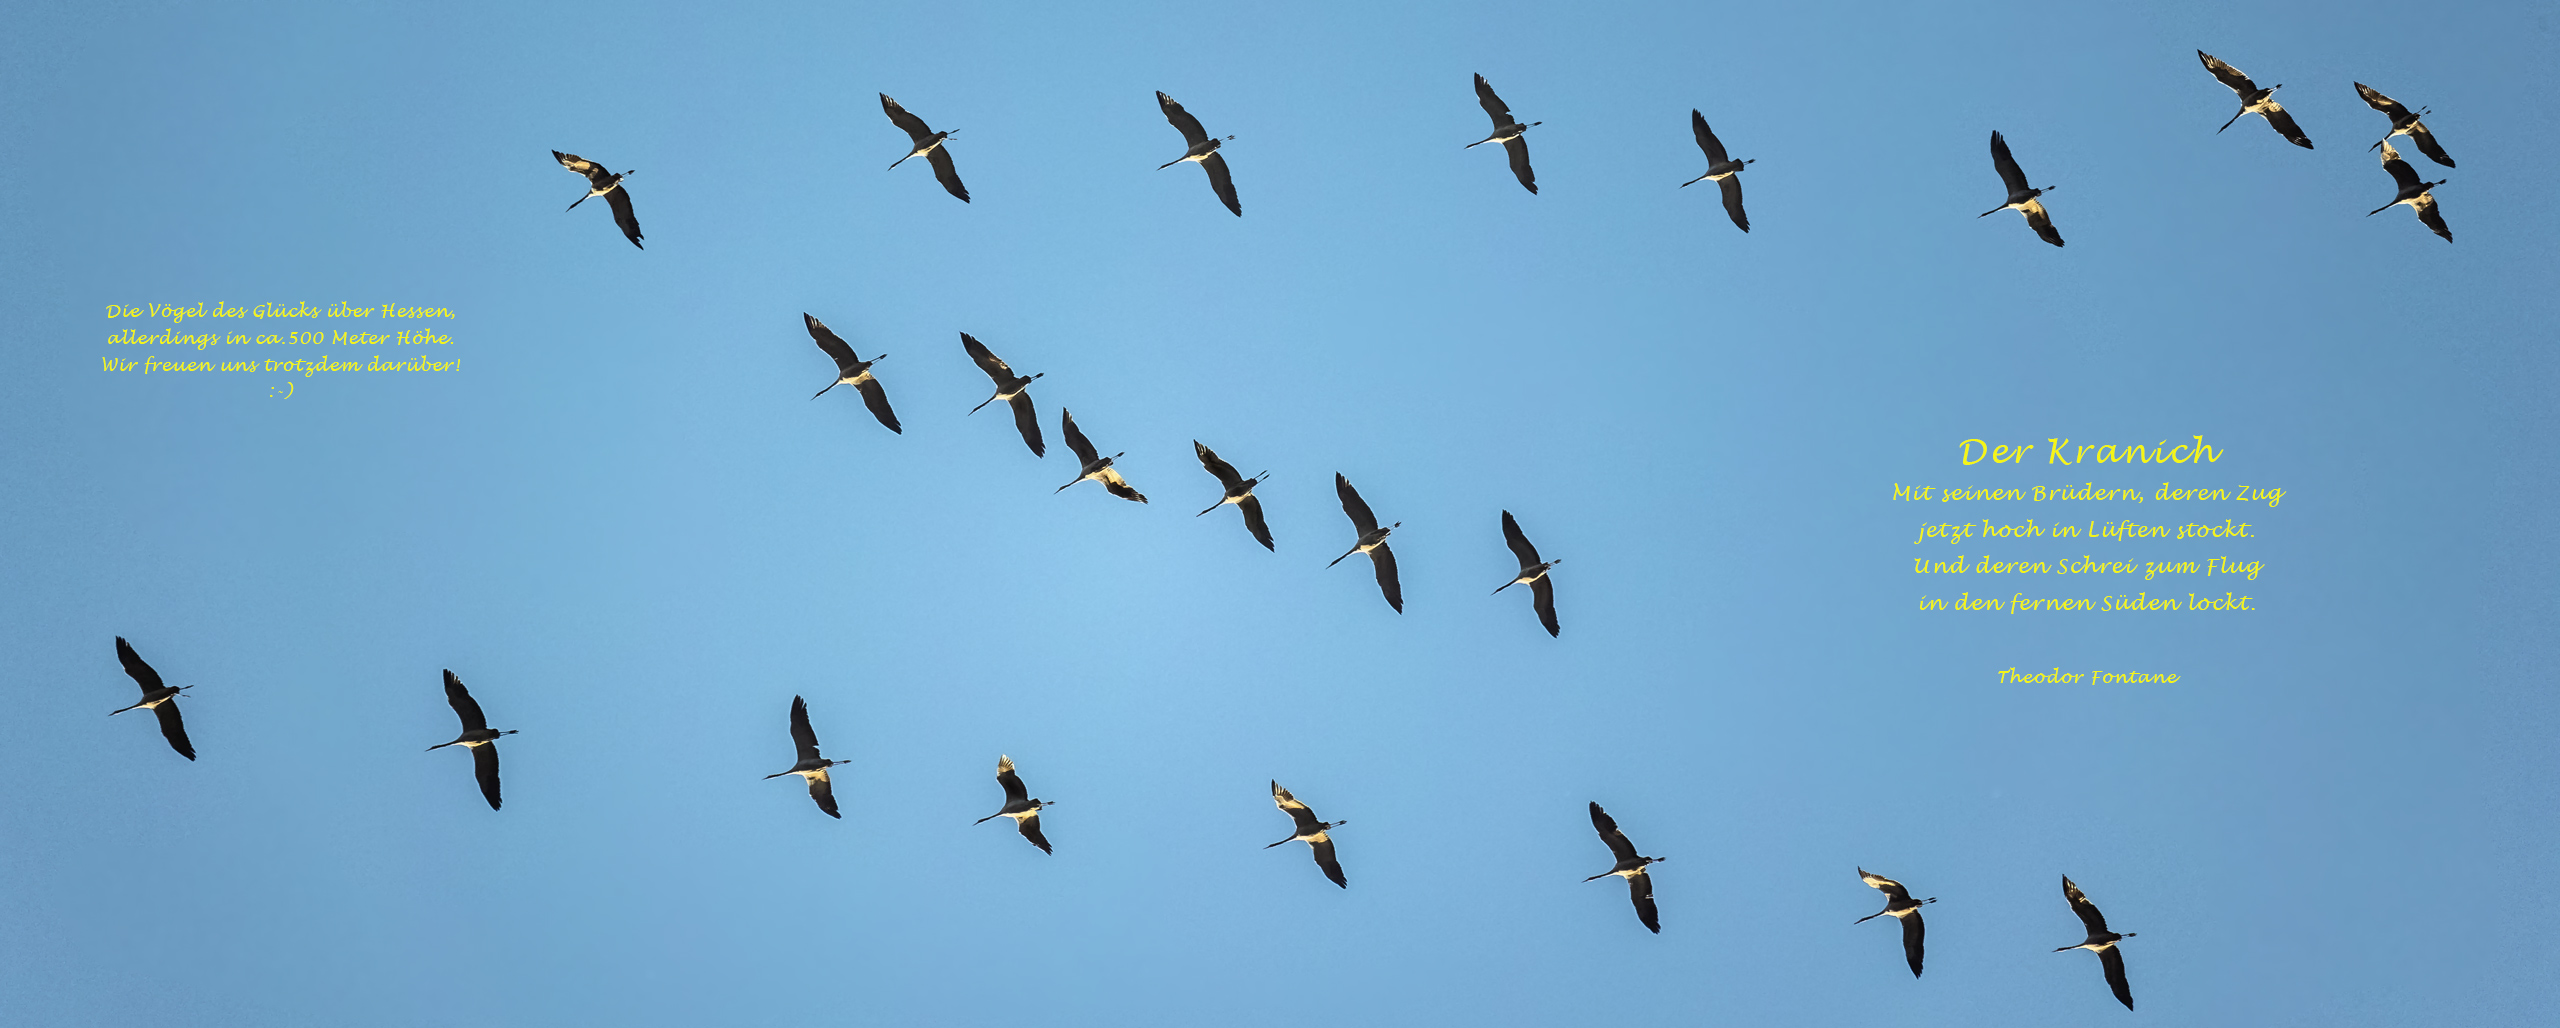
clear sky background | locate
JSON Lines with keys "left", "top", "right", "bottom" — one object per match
{"left": 3, "top": 1, "right": 2554, "bottom": 1025}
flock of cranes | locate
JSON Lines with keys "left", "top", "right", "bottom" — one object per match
{"left": 103, "top": 637, "right": 2150, "bottom": 1008}
{"left": 1974, "top": 52, "right": 2466, "bottom": 248}
{"left": 809, "top": 312, "right": 1567, "bottom": 631}
{"left": 140, "top": 48, "right": 2463, "bottom": 1015}
{"left": 553, "top": 58, "right": 2464, "bottom": 249}
{"left": 2189, "top": 51, "right": 2461, "bottom": 242}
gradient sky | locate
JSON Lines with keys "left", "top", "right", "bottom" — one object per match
{"left": 3, "top": 2, "right": 2555, "bottom": 1025}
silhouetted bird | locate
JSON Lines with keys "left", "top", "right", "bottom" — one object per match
{"left": 1056, "top": 410, "right": 1146, "bottom": 503}
{"left": 1327, "top": 474, "right": 1402, "bottom": 612}
{"left": 962, "top": 333, "right": 1045, "bottom": 457}
{"left": 1468, "top": 74, "right": 1541, "bottom": 194}
{"left": 110, "top": 637, "right": 194, "bottom": 760}
{"left": 1584, "top": 802, "right": 1665, "bottom": 933}
{"left": 1680, "top": 110, "right": 1752, "bottom": 232}
{"left": 1854, "top": 868, "right": 1936, "bottom": 977}
{"left": 1156, "top": 91, "right": 1240, "bottom": 216}
{"left": 1193, "top": 442, "right": 1273, "bottom": 550}
{"left": 880, "top": 94, "right": 970, "bottom": 202}
{"left": 2355, "top": 82, "right": 2454, "bottom": 166}
{"left": 425, "top": 670, "right": 516, "bottom": 810}
{"left": 1493, "top": 510, "right": 1562, "bottom": 637}
{"left": 1266, "top": 781, "right": 1348, "bottom": 888}
{"left": 975, "top": 755, "right": 1053, "bottom": 853}
{"left": 763, "top": 695, "right": 845, "bottom": 819}
{"left": 1980, "top": 131, "right": 2064, "bottom": 247}
{"left": 803, "top": 313, "right": 900, "bottom": 433}
{"left": 2370, "top": 140, "right": 2451, "bottom": 242}
{"left": 2198, "top": 51, "right": 2314, "bottom": 148}
{"left": 2054, "top": 875, "right": 2138, "bottom": 1010}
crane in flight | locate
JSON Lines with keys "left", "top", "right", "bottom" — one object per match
{"left": 880, "top": 94, "right": 970, "bottom": 202}
{"left": 1680, "top": 110, "right": 1752, "bottom": 232}
{"left": 2197, "top": 51, "right": 2314, "bottom": 148}
{"left": 1265, "top": 781, "right": 1348, "bottom": 888}
{"left": 763, "top": 695, "right": 846, "bottom": 819}
{"left": 110, "top": 637, "right": 196, "bottom": 761}
{"left": 2053, "top": 875, "right": 2138, "bottom": 1010}
{"left": 1584, "top": 802, "right": 1665, "bottom": 933}
{"left": 802, "top": 313, "right": 901, "bottom": 434}
{"left": 1328, "top": 474, "right": 1403, "bottom": 612}
{"left": 1156, "top": 91, "right": 1241, "bottom": 216}
{"left": 1467, "top": 74, "right": 1541, "bottom": 194}
{"left": 1980, "top": 131, "right": 2064, "bottom": 247}
{"left": 425, "top": 670, "right": 517, "bottom": 810}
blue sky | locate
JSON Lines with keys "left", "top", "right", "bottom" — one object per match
{"left": 2, "top": 1, "right": 2554, "bottom": 1025}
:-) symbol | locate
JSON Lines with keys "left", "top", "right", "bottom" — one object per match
{"left": 268, "top": 381, "right": 294, "bottom": 399}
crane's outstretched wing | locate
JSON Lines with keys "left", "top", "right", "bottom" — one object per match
{"left": 1690, "top": 109, "right": 1729, "bottom": 165}
{"left": 116, "top": 637, "right": 164, "bottom": 696}
{"left": 803, "top": 314, "right": 859, "bottom": 371}
{"left": 2062, "top": 876, "right": 2110, "bottom": 934}
{"left": 927, "top": 147, "right": 970, "bottom": 202}
{"left": 789, "top": 695, "right": 823, "bottom": 763}
{"left": 2383, "top": 154, "right": 2425, "bottom": 192}
{"left": 1902, "top": 910, "right": 1926, "bottom": 977}
{"left": 1591, "top": 802, "right": 1640, "bottom": 862}
{"left": 961, "top": 333, "right": 1014, "bottom": 383}
{"left": 1370, "top": 544, "right": 1403, "bottom": 612}
{"left": 553, "top": 150, "right": 614, "bottom": 189}
{"left": 1504, "top": 137, "right": 1538, "bottom": 194}
{"left": 1007, "top": 394, "right": 1045, "bottom": 457}
{"left": 806, "top": 769, "right": 840, "bottom": 819}
{"left": 1628, "top": 870, "right": 1661, "bottom": 933}
{"left": 604, "top": 188, "right": 644, "bottom": 249}
{"left": 1531, "top": 576, "right": 1559, "bottom": 637}
{"left": 1273, "top": 781, "right": 1324, "bottom": 834}
{"left": 2022, "top": 199, "right": 2065, "bottom": 247}
{"left": 1097, "top": 468, "right": 1148, "bottom": 504}
{"left": 2354, "top": 82, "right": 2411, "bottom": 120}
{"left": 2403, "top": 123, "right": 2454, "bottom": 167}
{"left": 855, "top": 377, "right": 902, "bottom": 434}
{"left": 997, "top": 756, "right": 1029, "bottom": 804}
{"left": 1311, "top": 837, "right": 1347, "bottom": 888}
{"left": 2100, "top": 945, "right": 2133, "bottom": 1010}
{"left": 2413, "top": 194, "right": 2452, "bottom": 242}
{"left": 1201, "top": 153, "right": 1242, "bottom": 216}
{"left": 2260, "top": 103, "right": 2314, "bottom": 148}
{"left": 1860, "top": 868, "right": 1911, "bottom": 903}
{"left": 1017, "top": 812, "right": 1053, "bottom": 854}
{"left": 1239, "top": 496, "right": 1274, "bottom": 551}
{"left": 879, "top": 94, "right": 935, "bottom": 144}
{"left": 154, "top": 701, "right": 196, "bottom": 761}
{"left": 1990, "top": 131, "right": 2029, "bottom": 195}
{"left": 1719, "top": 176, "right": 1750, "bottom": 232}
{"left": 444, "top": 670, "right": 489, "bottom": 732}
{"left": 1501, "top": 510, "right": 1542, "bottom": 568}
{"left": 1194, "top": 442, "right": 1244, "bottom": 490}
{"left": 1157, "top": 91, "right": 1208, "bottom": 146}
{"left": 472, "top": 742, "right": 502, "bottom": 810}
{"left": 1473, "top": 74, "right": 1513, "bottom": 126}
{"left": 1335, "top": 475, "right": 1379, "bottom": 534}
{"left": 2196, "top": 51, "right": 2257, "bottom": 95}
{"left": 1060, "top": 410, "right": 1100, "bottom": 465}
